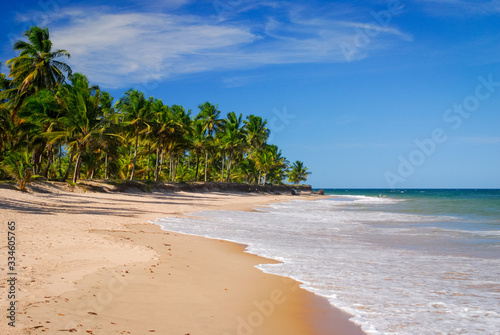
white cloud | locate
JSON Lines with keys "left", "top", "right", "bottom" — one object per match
{"left": 50, "top": 9, "right": 256, "bottom": 87}
{"left": 40, "top": 4, "right": 413, "bottom": 88}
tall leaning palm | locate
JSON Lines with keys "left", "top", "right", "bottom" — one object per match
{"left": 5, "top": 26, "right": 72, "bottom": 112}
{"left": 116, "top": 89, "right": 153, "bottom": 181}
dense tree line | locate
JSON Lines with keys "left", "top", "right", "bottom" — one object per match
{"left": 0, "top": 26, "right": 310, "bottom": 190}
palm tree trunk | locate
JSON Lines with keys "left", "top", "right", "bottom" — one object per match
{"left": 194, "top": 154, "right": 200, "bottom": 181}
{"left": 159, "top": 148, "right": 164, "bottom": 180}
{"left": 63, "top": 151, "right": 75, "bottom": 181}
{"left": 168, "top": 155, "right": 172, "bottom": 181}
{"left": 174, "top": 156, "right": 179, "bottom": 181}
{"left": 154, "top": 147, "right": 160, "bottom": 181}
{"left": 130, "top": 133, "right": 139, "bottom": 181}
{"left": 58, "top": 143, "right": 63, "bottom": 179}
{"left": 38, "top": 153, "right": 43, "bottom": 175}
{"left": 226, "top": 154, "right": 232, "bottom": 182}
{"left": 52, "top": 152, "right": 57, "bottom": 178}
{"left": 43, "top": 149, "right": 52, "bottom": 178}
{"left": 72, "top": 153, "right": 82, "bottom": 183}
{"left": 221, "top": 153, "right": 225, "bottom": 182}
{"left": 204, "top": 151, "right": 208, "bottom": 181}
{"left": 147, "top": 143, "right": 150, "bottom": 180}
{"left": 32, "top": 149, "right": 37, "bottom": 175}
{"left": 104, "top": 153, "right": 108, "bottom": 180}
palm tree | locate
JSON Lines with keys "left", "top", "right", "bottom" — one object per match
{"left": 245, "top": 114, "right": 269, "bottom": 154}
{"left": 0, "top": 105, "right": 12, "bottom": 155}
{"left": 190, "top": 120, "right": 207, "bottom": 181}
{"left": 99, "top": 91, "right": 122, "bottom": 180}
{"left": 254, "top": 144, "right": 287, "bottom": 185}
{"left": 116, "top": 89, "right": 154, "bottom": 181}
{"left": 0, "top": 150, "right": 33, "bottom": 191}
{"left": 52, "top": 73, "right": 107, "bottom": 183}
{"left": 196, "top": 102, "right": 222, "bottom": 181}
{"left": 149, "top": 99, "right": 169, "bottom": 181}
{"left": 163, "top": 105, "right": 190, "bottom": 182}
{"left": 5, "top": 26, "right": 71, "bottom": 113}
{"left": 18, "top": 89, "right": 65, "bottom": 178}
{"left": 0, "top": 63, "right": 14, "bottom": 154}
{"left": 0, "top": 62, "right": 12, "bottom": 96}
{"left": 236, "top": 158, "right": 258, "bottom": 184}
{"left": 219, "top": 111, "right": 246, "bottom": 182}
{"left": 196, "top": 102, "right": 221, "bottom": 136}
{"left": 288, "top": 160, "right": 311, "bottom": 185}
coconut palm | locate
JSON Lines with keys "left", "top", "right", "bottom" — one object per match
{"left": 288, "top": 160, "right": 311, "bottom": 185}
{"left": 219, "top": 111, "right": 246, "bottom": 182}
{"left": 244, "top": 114, "right": 269, "bottom": 154}
{"left": 51, "top": 73, "right": 107, "bottom": 182}
{"left": 99, "top": 91, "right": 122, "bottom": 180}
{"left": 0, "top": 63, "right": 14, "bottom": 154}
{"left": 0, "top": 62, "right": 12, "bottom": 96}
{"left": 163, "top": 105, "right": 190, "bottom": 181}
{"left": 235, "top": 158, "right": 259, "bottom": 184}
{"left": 149, "top": 99, "right": 169, "bottom": 180}
{"left": 190, "top": 120, "right": 207, "bottom": 181}
{"left": 196, "top": 102, "right": 222, "bottom": 181}
{"left": 254, "top": 144, "right": 287, "bottom": 185}
{"left": 116, "top": 89, "right": 154, "bottom": 180}
{"left": 0, "top": 150, "right": 33, "bottom": 191}
{"left": 5, "top": 26, "right": 71, "bottom": 112}
{"left": 18, "top": 89, "right": 65, "bottom": 177}
{"left": 196, "top": 102, "right": 221, "bottom": 136}
{"left": 0, "top": 105, "right": 12, "bottom": 154}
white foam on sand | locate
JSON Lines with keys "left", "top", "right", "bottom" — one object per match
{"left": 155, "top": 197, "right": 500, "bottom": 335}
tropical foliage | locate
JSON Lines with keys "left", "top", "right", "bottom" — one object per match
{"left": 0, "top": 26, "right": 310, "bottom": 188}
{"left": 287, "top": 161, "right": 311, "bottom": 185}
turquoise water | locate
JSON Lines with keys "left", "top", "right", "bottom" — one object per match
{"left": 320, "top": 189, "right": 500, "bottom": 258}
{"left": 156, "top": 189, "right": 500, "bottom": 334}
{"left": 321, "top": 189, "right": 500, "bottom": 221}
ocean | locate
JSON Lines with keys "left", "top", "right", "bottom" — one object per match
{"left": 154, "top": 189, "right": 500, "bottom": 335}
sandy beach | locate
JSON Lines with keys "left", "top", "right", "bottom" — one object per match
{"left": 0, "top": 182, "right": 365, "bottom": 335}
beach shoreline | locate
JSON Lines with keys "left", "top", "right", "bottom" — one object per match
{"left": 0, "top": 182, "right": 365, "bottom": 334}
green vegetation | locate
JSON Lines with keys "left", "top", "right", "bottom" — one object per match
{"left": 287, "top": 161, "right": 311, "bottom": 185}
{"left": 0, "top": 26, "right": 311, "bottom": 189}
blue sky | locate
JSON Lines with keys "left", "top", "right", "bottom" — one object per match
{"left": 2, "top": 0, "right": 499, "bottom": 188}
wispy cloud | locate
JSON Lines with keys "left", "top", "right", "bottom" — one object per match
{"left": 12, "top": 2, "right": 413, "bottom": 88}
{"left": 47, "top": 9, "right": 256, "bottom": 87}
